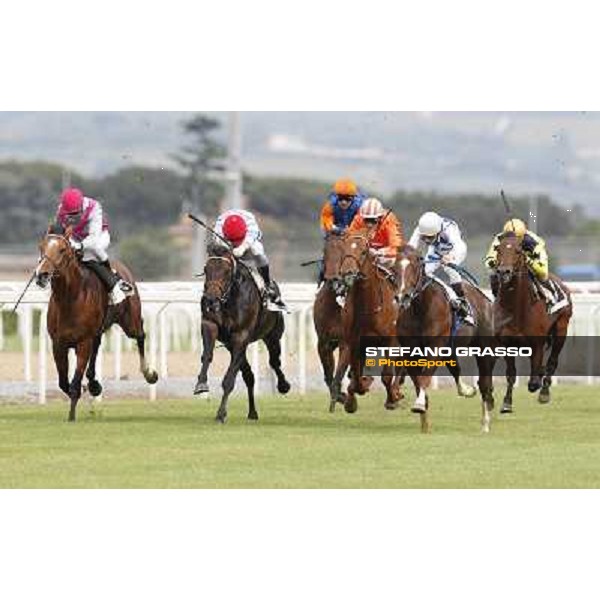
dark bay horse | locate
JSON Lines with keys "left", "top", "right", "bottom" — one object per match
{"left": 395, "top": 245, "right": 496, "bottom": 433}
{"left": 493, "top": 233, "right": 572, "bottom": 411}
{"left": 331, "top": 230, "right": 401, "bottom": 414}
{"left": 313, "top": 233, "right": 345, "bottom": 408}
{"left": 194, "top": 248, "right": 291, "bottom": 423}
{"left": 35, "top": 233, "right": 158, "bottom": 421}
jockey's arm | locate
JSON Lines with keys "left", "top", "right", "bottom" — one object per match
{"left": 320, "top": 201, "right": 336, "bottom": 234}
{"left": 407, "top": 227, "right": 421, "bottom": 251}
{"left": 80, "top": 203, "right": 104, "bottom": 250}
{"left": 484, "top": 235, "right": 500, "bottom": 270}
{"left": 524, "top": 233, "right": 549, "bottom": 280}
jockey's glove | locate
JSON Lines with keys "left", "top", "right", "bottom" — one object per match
{"left": 232, "top": 241, "right": 250, "bottom": 258}
{"left": 70, "top": 239, "right": 83, "bottom": 252}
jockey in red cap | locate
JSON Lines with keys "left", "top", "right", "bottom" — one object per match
{"left": 52, "top": 188, "right": 132, "bottom": 305}
{"left": 212, "top": 209, "right": 288, "bottom": 312}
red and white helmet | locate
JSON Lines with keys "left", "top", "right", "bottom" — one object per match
{"left": 60, "top": 188, "right": 84, "bottom": 214}
{"left": 360, "top": 197, "right": 385, "bottom": 220}
{"left": 222, "top": 214, "right": 247, "bottom": 246}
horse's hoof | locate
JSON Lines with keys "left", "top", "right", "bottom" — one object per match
{"left": 215, "top": 413, "right": 227, "bottom": 424}
{"left": 88, "top": 380, "right": 103, "bottom": 397}
{"left": 344, "top": 398, "right": 358, "bottom": 414}
{"left": 194, "top": 381, "right": 209, "bottom": 395}
{"left": 277, "top": 380, "right": 291, "bottom": 395}
{"left": 385, "top": 400, "right": 400, "bottom": 411}
{"left": 411, "top": 404, "right": 426, "bottom": 415}
{"left": 458, "top": 384, "right": 477, "bottom": 398}
{"left": 538, "top": 391, "right": 551, "bottom": 404}
{"left": 500, "top": 404, "right": 513, "bottom": 414}
{"left": 329, "top": 401, "right": 336, "bottom": 414}
{"left": 528, "top": 381, "right": 541, "bottom": 393}
{"left": 247, "top": 412, "right": 259, "bottom": 421}
{"left": 145, "top": 370, "right": 159, "bottom": 385}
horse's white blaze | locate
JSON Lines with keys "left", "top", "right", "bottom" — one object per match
{"left": 36, "top": 238, "right": 60, "bottom": 275}
{"left": 398, "top": 258, "right": 410, "bottom": 295}
{"left": 351, "top": 242, "right": 357, "bottom": 249}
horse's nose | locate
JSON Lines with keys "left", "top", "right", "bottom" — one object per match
{"left": 36, "top": 273, "right": 50, "bottom": 289}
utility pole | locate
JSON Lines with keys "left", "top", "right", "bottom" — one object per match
{"left": 225, "top": 111, "right": 243, "bottom": 210}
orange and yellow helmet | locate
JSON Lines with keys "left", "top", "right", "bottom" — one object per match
{"left": 333, "top": 178, "right": 358, "bottom": 197}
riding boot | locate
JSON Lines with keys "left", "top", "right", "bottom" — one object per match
{"left": 258, "top": 265, "right": 289, "bottom": 312}
{"left": 450, "top": 282, "right": 475, "bottom": 325}
{"left": 85, "top": 261, "right": 124, "bottom": 305}
{"left": 102, "top": 260, "right": 134, "bottom": 294}
{"left": 317, "top": 259, "right": 325, "bottom": 286}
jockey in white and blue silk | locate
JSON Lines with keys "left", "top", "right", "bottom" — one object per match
{"left": 408, "top": 211, "right": 474, "bottom": 325}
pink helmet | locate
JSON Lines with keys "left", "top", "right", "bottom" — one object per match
{"left": 60, "top": 188, "right": 84, "bottom": 214}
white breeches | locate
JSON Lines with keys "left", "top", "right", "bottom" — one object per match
{"left": 82, "top": 230, "right": 110, "bottom": 263}
{"left": 424, "top": 262, "right": 463, "bottom": 285}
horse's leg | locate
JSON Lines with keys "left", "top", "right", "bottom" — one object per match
{"left": 382, "top": 370, "right": 400, "bottom": 410}
{"left": 85, "top": 334, "right": 104, "bottom": 397}
{"left": 216, "top": 340, "right": 248, "bottom": 424}
{"left": 118, "top": 307, "right": 158, "bottom": 385}
{"left": 410, "top": 373, "right": 430, "bottom": 433}
{"left": 68, "top": 339, "right": 94, "bottom": 422}
{"left": 501, "top": 356, "right": 517, "bottom": 414}
{"left": 264, "top": 317, "right": 291, "bottom": 395}
{"left": 527, "top": 341, "right": 545, "bottom": 393}
{"left": 446, "top": 360, "right": 476, "bottom": 398}
{"left": 539, "top": 319, "right": 569, "bottom": 404}
{"left": 476, "top": 356, "right": 495, "bottom": 434}
{"left": 318, "top": 337, "right": 337, "bottom": 410}
{"left": 344, "top": 349, "right": 361, "bottom": 414}
{"left": 240, "top": 355, "right": 258, "bottom": 421}
{"left": 195, "top": 320, "right": 218, "bottom": 395}
{"left": 52, "top": 340, "right": 70, "bottom": 397}
{"left": 331, "top": 342, "right": 350, "bottom": 410}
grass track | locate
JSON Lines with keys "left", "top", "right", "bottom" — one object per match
{"left": 0, "top": 385, "right": 599, "bottom": 488}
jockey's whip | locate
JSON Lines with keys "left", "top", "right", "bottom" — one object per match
{"left": 500, "top": 190, "right": 516, "bottom": 232}
{"left": 300, "top": 259, "right": 320, "bottom": 267}
{"left": 188, "top": 213, "right": 232, "bottom": 248}
{"left": 12, "top": 269, "right": 38, "bottom": 313}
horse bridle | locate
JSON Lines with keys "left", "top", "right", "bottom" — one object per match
{"left": 38, "top": 234, "right": 77, "bottom": 280}
{"left": 203, "top": 255, "right": 238, "bottom": 305}
{"left": 495, "top": 242, "right": 528, "bottom": 291}
{"left": 398, "top": 255, "right": 429, "bottom": 309}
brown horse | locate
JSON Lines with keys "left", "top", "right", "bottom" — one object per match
{"left": 194, "top": 247, "right": 291, "bottom": 423}
{"left": 313, "top": 233, "right": 346, "bottom": 409}
{"left": 35, "top": 233, "right": 158, "bottom": 421}
{"left": 395, "top": 244, "right": 496, "bottom": 433}
{"left": 493, "top": 233, "right": 572, "bottom": 410}
{"left": 331, "top": 229, "right": 401, "bottom": 413}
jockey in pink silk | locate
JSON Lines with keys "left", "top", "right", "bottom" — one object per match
{"left": 53, "top": 188, "right": 132, "bottom": 305}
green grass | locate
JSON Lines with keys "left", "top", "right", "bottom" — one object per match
{"left": 0, "top": 385, "right": 599, "bottom": 488}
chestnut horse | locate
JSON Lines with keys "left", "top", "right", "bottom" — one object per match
{"left": 493, "top": 233, "right": 572, "bottom": 411}
{"left": 331, "top": 230, "right": 401, "bottom": 414}
{"left": 35, "top": 233, "right": 158, "bottom": 421}
{"left": 395, "top": 244, "right": 496, "bottom": 433}
{"left": 194, "top": 247, "right": 291, "bottom": 423}
{"left": 313, "top": 233, "right": 345, "bottom": 409}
